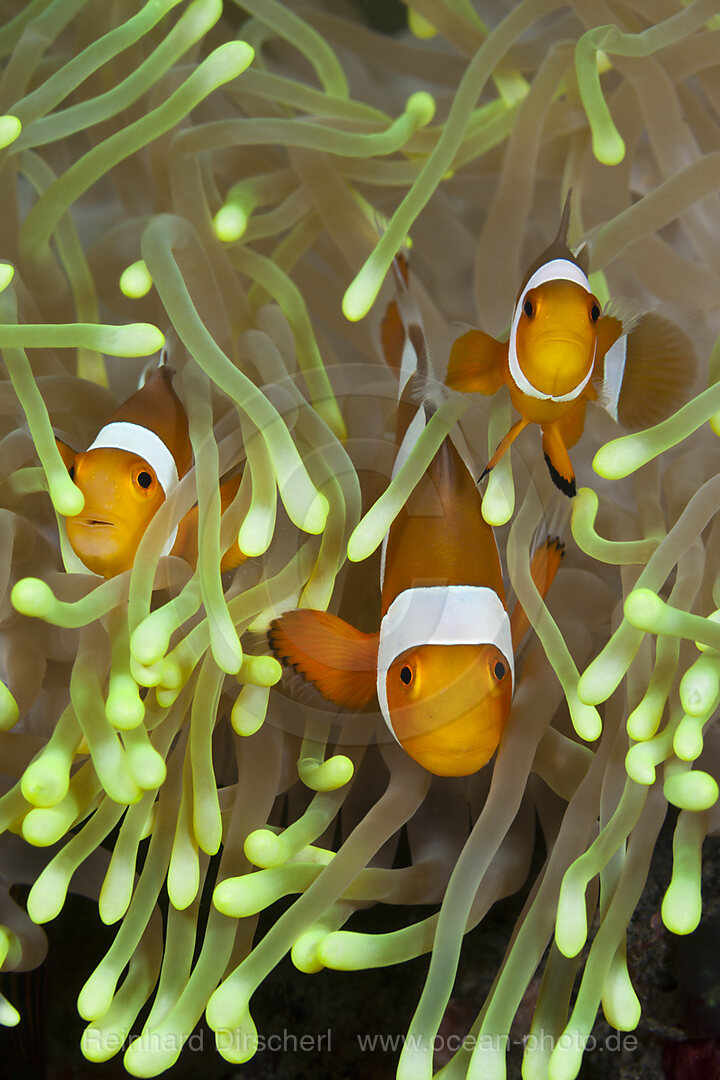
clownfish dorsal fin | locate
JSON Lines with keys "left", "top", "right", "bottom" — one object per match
{"left": 268, "top": 609, "right": 378, "bottom": 710}
{"left": 517, "top": 190, "right": 586, "bottom": 295}
{"left": 573, "top": 242, "right": 590, "bottom": 276}
{"left": 379, "top": 253, "right": 410, "bottom": 376}
{"left": 380, "top": 254, "right": 443, "bottom": 413}
{"left": 137, "top": 347, "right": 169, "bottom": 390}
{"left": 55, "top": 437, "right": 77, "bottom": 471}
{"left": 556, "top": 187, "right": 572, "bottom": 247}
{"left": 109, "top": 365, "right": 192, "bottom": 479}
{"left": 380, "top": 300, "right": 405, "bottom": 379}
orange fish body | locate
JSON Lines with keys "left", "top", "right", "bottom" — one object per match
{"left": 446, "top": 194, "right": 697, "bottom": 495}
{"left": 376, "top": 428, "right": 513, "bottom": 775}
{"left": 59, "top": 366, "right": 245, "bottom": 578}
{"left": 270, "top": 259, "right": 559, "bottom": 777}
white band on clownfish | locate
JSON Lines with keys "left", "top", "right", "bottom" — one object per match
{"left": 87, "top": 421, "right": 180, "bottom": 556}
{"left": 376, "top": 585, "right": 514, "bottom": 742}
{"left": 88, "top": 421, "right": 179, "bottom": 494}
{"left": 599, "top": 334, "right": 627, "bottom": 422}
{"left": 508, "top": 258, "right": 595, "bottom": 403}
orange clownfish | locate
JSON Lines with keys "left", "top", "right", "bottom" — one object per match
{"left": 57, "top": 364, "right": 244, "bottom": 578}
{"left": 446, "top": 194, "right": 697, "bottom": 496}
{"left": 269, "top": 258, "right": 562, "bottom": 777}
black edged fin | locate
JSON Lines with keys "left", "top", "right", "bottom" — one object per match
{"left": 541, "top": 423, "right": 576, "bottom": 498}
{"left": 544, "top": 454, "right": 576, "bottom": 498}
{"left": 268, "top": 609, "right": 378, "bottom": 711}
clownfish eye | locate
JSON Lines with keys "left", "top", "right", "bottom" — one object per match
{"left": 523, "top": 299, "right": 534, "bottom": 318}
{"left": 494, "top": 661, "right": 506, "bottom": 680}
{"left": 136, "top": 470, "right": 153, "bottom": 489}
{"left": 590, "top": 303, "right": 601, "bottom": 322}
{"left": 400, "top": 666, "right": 413, "bottom": 686}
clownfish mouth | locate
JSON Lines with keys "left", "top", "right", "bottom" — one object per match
{"left": 73, "top": 515, "right": 117, "bottom": 529}
{"left": 532, "top": 330, "right": 590, "bottom": 349}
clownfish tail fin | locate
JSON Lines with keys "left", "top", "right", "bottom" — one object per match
{"left": 598, "top": 311, "right": 698, "bottom": 431}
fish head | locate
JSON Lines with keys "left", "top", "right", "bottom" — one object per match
{"left": 65, "top": 447, "right": 165, "bottom": 577}
{"left": 385, "top": 642, "right": 513, "bottom": 776}
{"left": 515, "top": 280, "right": 601, "bottom": 397}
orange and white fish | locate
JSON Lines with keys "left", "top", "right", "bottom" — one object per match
{"left": 56, "top": 363, "right": 244, "bottom": 578}
{"left": 446, "top": 193, "right": 697, "bottom": 496}
{"left": 269, "top": 258, "right": 562, "bottom": 777}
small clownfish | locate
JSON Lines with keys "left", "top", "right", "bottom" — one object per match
{"left": 446, "top": 193, "right": 698, "bottom": 496}
{"left": 56, "top": 363, "right": 245, "bottom": 578}
{"left": 269, "top": 257, "right": 563, "bottom": 777}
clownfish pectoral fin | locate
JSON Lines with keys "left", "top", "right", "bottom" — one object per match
{"left": 55, "top": 438, "right": 77, "bottom": 472}
{"left": 510, "top": 536, "right": 565, "bottom": 649}
{"left": 172, "top": 474, "right": 247, "bottom": 571}
{"left": 268, "top": 610, "right": 378, "bottom": 710}
{"left": 479, "top": 418, "right": 530, "bottom": 483}
{"left": 541, "top": 424, "right": 576, "bottom": 498}
{"left": 595, "top": 313, "right": 624, "bottom": 361}
{"left": 598, "top": 312, "right": 698, "bottom": 431}
{"left": 445, "top": 330, "right": 506, "bottom": 395}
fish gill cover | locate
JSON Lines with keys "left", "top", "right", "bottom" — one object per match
{"left": 0, "top": 1, "right": 718, "bottom": 1078}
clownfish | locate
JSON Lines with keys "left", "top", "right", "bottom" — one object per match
{"left": 446, "top": 193, "right": 697, "bottom": 496}
{"left": 56, "top": 362, "right": 245, "bottom": 578}
{"left": 269, "top": 257, "right": 563, "bottom": 777}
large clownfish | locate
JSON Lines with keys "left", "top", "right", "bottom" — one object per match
{"left": 269, "top": 258, "right": 563, "bottom": 777}
{"left": 56, "top": 362, "right": 245, "bottom": 578}
{"left": 446, "top": 193, "right": 697, "bottom": 496}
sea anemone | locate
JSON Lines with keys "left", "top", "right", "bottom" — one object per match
{"left": 0, "top": 1, "right": 718, "bottom": 1078}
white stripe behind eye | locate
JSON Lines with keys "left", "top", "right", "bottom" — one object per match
{"left": 88, "top": 421, "right": 179, "bottom": 495}
{"left": 87, "top": 421, "right": 180, "bottom": 557}
{"left": 508, "top": 258, "right": 595, "bottom": 402}
{"left": 376, "top": 585, "right": 514, "bottom": 742}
